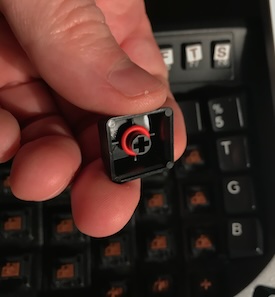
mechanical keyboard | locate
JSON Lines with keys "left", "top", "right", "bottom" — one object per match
{"left": 2, "top": 4, "right": 275, "bottom": 297}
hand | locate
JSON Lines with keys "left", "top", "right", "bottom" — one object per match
{"left": 0, "top": 0, "right": 186, "bottom": 237}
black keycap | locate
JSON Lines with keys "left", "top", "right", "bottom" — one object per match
{"left": 223, "top": 176, "right": 256, "bottom": 214}
{"left": 190, "top": 272, "right": 223, "bottom": 297}
{"left": 228, "top": 218, "right": 263, "bottom": 258}
{"left": 148, "top": 274, "right": 174, "bottom": 296}
{"left": 180, "top": 145, "right": 205, "bottom": 171}
{"left": 0, "top": 209, "right": 35, "bottom": 245}
{"left": 146, "top": 230, "right": 175, "bottom": 262}
{"left": 190, "top": 230, "right": 216, "bottom": 258}
{"left": 101, "top": 280, "right": 128, "bottom": 297}
{"left": 178, "top": 100, "right": 203, "bottom": 134}
{"left": 99, "top": 235, "right": 131, "bottom": 269}
{"left": 142, "top": 190, "right": 171, "bottom": 216}
{"left": 185, "top": 186, "right": 211, "bottom": 212}
{"left": 50, "top": 212, "right": 87, "bottom": 245}
{"left": 216, "top": 136, "right": 250, "bottom": 171}
{"left": 209, "top": 96, "right": 245, "bottom": 132}
{"left": 0, "top": 254, "right": 35, "bottom": 293}
{"left": 51, "top": 254, "right": 88, "bottom": 289}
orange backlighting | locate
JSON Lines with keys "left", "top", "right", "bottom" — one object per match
{"left": 153, "top": 278, "right": 170, "bottom": 292}
{"left": 195, "top": 235, "right": 213, "bottom": 249}
{"left": 56, "top": 264, "right": 75, "bottom": 279}
{"left": 200, "top": 278, "right": 212, "bottom": 291}
{"left": 104, "top": 242, "right": 122, "bottom": 257}
{"left": 190, "top": 191, "right": 208, "bottom": 206}
{"left": 106, "top": 287, "right": 124, "bottom": 297}
{"left": 184, "top": 150, "right": 203, "bottom": 165}
{"left": 1, "top": 262, "right": 20, "bottom": 278}
{"left": 147, "top": 193, "right": 165, "bottom": 208}
{"left": 4, "top": 216, "right": 22, "bottom": 231}
{"left": 150, "top": 235, "right": 168, "bottom": 250}
{"left": 56, "top": 219, "right": 74, "bottom": 234}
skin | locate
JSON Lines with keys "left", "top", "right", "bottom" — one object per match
{"left": 0, "top": 0, "right": 186, "bottom": 237}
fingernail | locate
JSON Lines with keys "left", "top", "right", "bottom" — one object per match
{"left": 107, "top": 61, "right": 164, "bottom": 97}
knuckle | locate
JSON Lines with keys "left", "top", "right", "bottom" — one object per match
{"left": 49, "top": 0, "right": 106, "bottom": 40}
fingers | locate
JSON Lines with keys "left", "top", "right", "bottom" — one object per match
{"left": 71, "top": 159, "right": 140, "bottom": 237}
{"left": 98, "top": 0, "right": 168, "bottom": 80}
{"left": 0, "top": 108, "right": 20, "bottom": 162}
{"left": 0, "top": 82, "right": 58, "bottom": 125}
{"left": 0, "top": 0, "right": 167, "bottom": 115}
{"left": 96, "top": 1, "right": 186, "bottom": 159}
{"left": 70, "top": 97, "right": 185, "bottom": 237}
{"left": 0, "top": 16, "right": 37, "bottom": 88}
{"left": 0, "top": 0, "right": 186, "bottom": 239}
{"left": 0, "top": 82, "right": 82, "bottom": 201}
{"left": 10, "top": 135, "right": 81, "bottom": 201}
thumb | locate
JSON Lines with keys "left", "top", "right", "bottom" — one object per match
{"left": 0, "top": 0, "right": 167, "bottom": 114}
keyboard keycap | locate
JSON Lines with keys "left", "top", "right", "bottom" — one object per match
{"left": 190, "top": 272, "right": 224, "bottom": 297}
{"left": 50, "top": 253, "right": 89, "bottom": 290}
{"left": 0, "top": 208, "right": 39, "bottom": 246}
{"left": 223, "top": 176, "right": 256, "bottom": 213}
{"left": 148, "top": 274, "right": 174, "bottom": 296}
{"left": 181, "top": 145, "right": 205, "bottom": 171}
{"left": 185, "top": 186, "right": 211, "bottom": 212}
{"left": 49, "top": 212, "right": 87, "bottom": 245}
{"left": 146, "top": 230, "right": 175, "bottom": 262}
{"left": 0, "top": 254, "right": 38, "bottom": 294}
{"left": 228, "top": 218, "right": 263, "bottom": 258}
{"left": 217, "top": 136, "right": 250, "bottom": 171}
{"left": 190, "top": 230, "right": 216, "bottom": 258}
{"left": 99, "top": 235, "right": 131, "bottom": 269}
{"left": 209, "top": 96, "right": 245, "bottom": 132}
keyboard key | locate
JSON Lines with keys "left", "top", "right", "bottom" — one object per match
{"left": 178, "top": 100, "right": 203, "bottom": 134}
{"left": 0, "top": 254, "right": 35, "bottom": 293}
{"left": 101, "top": 281, "right": 128, "bottom": 297}
{"left": 228, "top": 218, "right": 263, "bottom": 258}
{"left": 190, "top": 272, "right": 224, "bottom": 297}
{"left": 217, "top": 136, "right": 250, "bottom": 171}
{"left": 0, "top": 209, "right": 36, "bottom": 245}
{"left": 142, "top": 190, "right": 171, "bottom": 216}
{"left": 212, "top": 41, "right": 232, "bottom": 69}
{"left": 209, "top": 96, "right": 245, "bottom": 132}
{"left": 183, "top": 43, "right": 203, "bottom": 69}
{"left": 223, "top": 176, "right": 256, "bottom": 213}
{"left": 180, "top": 145, "right": 205, "bottom": 171}
{"left": 51, "top": 253, "right": 89, "bottom": 289}
{"left": 148, "top": 274, "right": 174, "bottom": 296}
{"left": 99, "top": 235, "right": 131, "bottom": 269}
{"left": 1, "top": 259, "right": 22, "bottom": 280}
{"left": 190, "top": 230, "right": 216, "bottom": 257}
{"left": 159, "top": 45, "right": 174, "bottom": 71}
{"left": 185, "top": 186, "right": 211, "bottom": 212}
{"left": 50, "top": 212, "right": 87, "bottom": 245}
{"left": 146, "top": 230, "right": 175, "bottom": 262}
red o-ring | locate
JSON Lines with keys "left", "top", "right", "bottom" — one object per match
{"left": 121, "top": 125, "right": 150, "bottom": 156}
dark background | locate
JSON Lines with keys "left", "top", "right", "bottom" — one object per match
{"left": 145, "top": 0, "right": 261, "bottom": 31}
